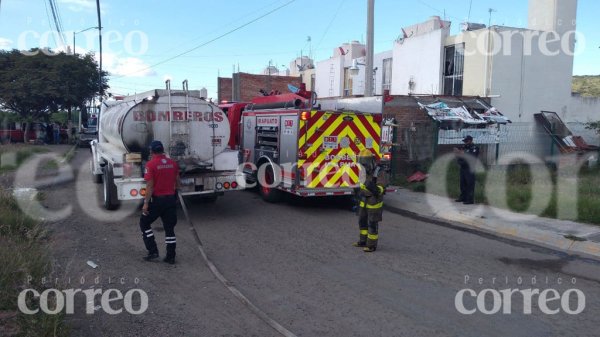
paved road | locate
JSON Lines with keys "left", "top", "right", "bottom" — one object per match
{"left": 39, "top": 149, "right": 600, "bottom": 337}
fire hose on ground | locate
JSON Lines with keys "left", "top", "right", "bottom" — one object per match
{"left": 177, "top": 192, "right": 297, "bottom": 337}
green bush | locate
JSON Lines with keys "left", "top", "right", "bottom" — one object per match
{"left": 0, "top": 189, "right": 68, "bottom": 336}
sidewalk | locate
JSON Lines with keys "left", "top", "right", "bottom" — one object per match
{"left": 384, "top": 188, "right": 600, "bottom": 260}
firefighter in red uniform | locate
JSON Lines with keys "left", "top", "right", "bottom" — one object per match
{"left": 140, "top": 140, "right": 180, "bottom": 264}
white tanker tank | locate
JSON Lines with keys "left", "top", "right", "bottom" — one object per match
{"left": 90, "top": 82, "right": 244, "bottom": 210}
{"left": 99, "top": 89, "right": 230, "bottom": 165}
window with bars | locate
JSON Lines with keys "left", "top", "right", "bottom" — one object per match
{"left": 443, "top": 44, "right": 465, "bottom": 96}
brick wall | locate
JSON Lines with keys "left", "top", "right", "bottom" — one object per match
{"left": 217, "top": 77, "right": 232, "bottom": 103}
{"left": 218, "top": 72, "right": 302, "bottom": 103}
{"left": 383, "top": 96, "right": 436, "bottom": 174}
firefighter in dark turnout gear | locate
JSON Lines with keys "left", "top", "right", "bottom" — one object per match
{"left": 455, "top": 135, "right": 480, "bottom": 205}
{"left": 140, "top": 140, "right": 181, "bottom": 264}
{"left": 353, "top": 149, "right": 385, "bottom": 253}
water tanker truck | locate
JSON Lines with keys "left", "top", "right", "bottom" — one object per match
{"left": 90, "top": 81, "right": 243, "bottom": 209}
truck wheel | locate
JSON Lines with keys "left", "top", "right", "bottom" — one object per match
{"left": 258, "top": 164, "right": 282, "bottom": 203}
{"left": 90, "top": 159, "right": 103, "bottom": 184}
{"left": 103, "top": 166, "right": 120, "bottom": 210}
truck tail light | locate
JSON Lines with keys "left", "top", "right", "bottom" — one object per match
{"left": 301, "top": 111, "right": 310, "bottom": 121}
{"left": 231, "top": 182, "right": 238, "bottom": 189}
{"left": 130, "top": 189, "right": 138, "bottom": 197}
{"left": 383, "top": 153, "right": 392, "bottom": 161}
{"left": 140, "top": 188, "right": 147, "bottom": 197}
{"left": 223, "top": 182, "right": 231, "bottom": 190}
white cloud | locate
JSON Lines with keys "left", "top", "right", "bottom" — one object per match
{"left": 101, "top": 53, "right": 157, "bottom": 78}
{"left": 0, "top": 38, "right": 13, "bottom": 50}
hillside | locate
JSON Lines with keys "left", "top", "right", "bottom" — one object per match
{"left": 573, "top": 75, "right": 600, "bottom": 97}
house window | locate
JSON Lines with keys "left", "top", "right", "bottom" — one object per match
{"left": 343, "top": 68, "right": 353, "bottom": 97}
{"left": 443, "top": 44, "right": 464, "bottom": 96}
{"left": 382, "top": 58, "right": 393, "bottom": 91}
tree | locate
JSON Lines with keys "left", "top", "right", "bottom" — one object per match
{"left": 0, "top": 49, "right": 108, "bottom": 142}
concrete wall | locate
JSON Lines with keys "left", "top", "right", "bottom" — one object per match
{"left": 392, "top": 23, "right": 449, "bottom": 95}
{"left": 299, "top": 68, "right": 316, "bottom": 92}
{"left": 351, "top": 50, "right": 393, "bottom": 96}
{"left": 565, "top": 96, "right": 600, "bottom": 122}
{"left": 528, "top": 0, "right": 578, "bottom": 35}
{"left": 447, "top": 26, "right": 575, "bottom": 123}
{"left": 315, "top": 56, "right": 344, "bottom": 98}
{"left": 486, "top": 27, "right": 574, "bottom": 123}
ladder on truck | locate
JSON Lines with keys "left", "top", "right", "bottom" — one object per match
{"left": 166, "top": 80, "right": 191, "bottom": 158}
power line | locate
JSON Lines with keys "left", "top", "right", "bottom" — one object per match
{"left": 315, "top": 0, "right": 347, "bottom": 50}
{"left": 51, "top": 0, "right": 67, "bottom": 43}
{"left": 43, "top": 0, "right": 58, "bottom": 48}
{"left": 47, "top": 0, "right": 67, "bottom": 46}
{"left": 416, "top": 0, "right": 463, "bottom": 22}
{"left": 113, "top": 0, "right": 296, "bottom": 78}
{"left": 166, "top": 0, "right": 287, "bottom": 56}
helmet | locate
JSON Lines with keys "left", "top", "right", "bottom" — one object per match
{"left": 358, "top": 149, "right": 376, "bottom": 173}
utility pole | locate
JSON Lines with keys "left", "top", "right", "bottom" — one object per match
{"left": 365, "top": 0, "right": 375, "bottom": 97}
{"left": 96, "top": 0, "right": 103, "bottom": 103}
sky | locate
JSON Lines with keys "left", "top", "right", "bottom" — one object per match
{"left": 0, "top": 0, "right": 598, "bottom": 100}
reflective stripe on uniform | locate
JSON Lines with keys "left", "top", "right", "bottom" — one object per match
{"left": 368, "top": 234, "right": 379, "bottom": 240}
{"left": 366, "top": 202, "right": 383, "bottom": 209}
{"left": 165, "top": 236, "right": 176, "bottom": 244}
{"left": 360, "top": 230, "right": 368, "bottom": 235}
{"left": 360, "top": 201, "right": 366, "bottom": 208}
{"left": 377, "top": 185, "right": 384, "bottom": 193}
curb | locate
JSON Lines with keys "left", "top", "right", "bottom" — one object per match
{"left": 384, "top": 203, "right": 600, "bottom": 261}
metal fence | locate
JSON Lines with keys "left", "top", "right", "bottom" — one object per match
{"left": 390, "top": 121, "right": 559, "bottom": 177}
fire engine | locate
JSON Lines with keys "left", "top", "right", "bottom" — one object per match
{"left": 222, "top": 86, "right": 389, "bottom": 202}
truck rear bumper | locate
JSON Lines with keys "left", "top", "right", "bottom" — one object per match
{"left": 114, "top": 171, "right": 245, "bottom": 200}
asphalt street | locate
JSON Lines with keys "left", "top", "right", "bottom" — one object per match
{"left": 39, "top": 149, "right": 600, "bottom": 337}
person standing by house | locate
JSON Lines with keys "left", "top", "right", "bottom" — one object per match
{"left": 353, "top": 149, "right": 386, "bottom": 253}
{"left": 139, "top": 140, "right": 181, "bottom": 264}
{"left": 454, "top": 135, "right": 480, "bottom": 205}
{"left": 52, "top": 122, "right": 60, "bottom": 144}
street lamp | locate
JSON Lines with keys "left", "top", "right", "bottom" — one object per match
{"left": 73, "top": 26, "right": 99, "bottom": 55}
{"left": 349, "top": 59, "right": 378, "bottom": 95}
{"left": 349, "top": 59, "right": 362, "bottom": 77}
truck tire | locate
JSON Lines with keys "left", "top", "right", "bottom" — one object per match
{"left": 103, "top": 165, "right": 120, "bottom": 210}
{"left": 90, "top": 159, "right": 103, "bottom": 184}
{"left": 258, "top": 164, "right": 283, "bottom": 203}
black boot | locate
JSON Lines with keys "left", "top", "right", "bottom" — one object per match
{"left": 143, "top": 251, "right": 159, "bottom": 261}
{"left": 363, "top": 236, "right": 378, "bottom": 253}
{"left": 353, "top": 230, "right": 368, "bottom": 247}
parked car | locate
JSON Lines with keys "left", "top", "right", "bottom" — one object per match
{"left": 78, "top": 117, "right": 98, "bottom": 147}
